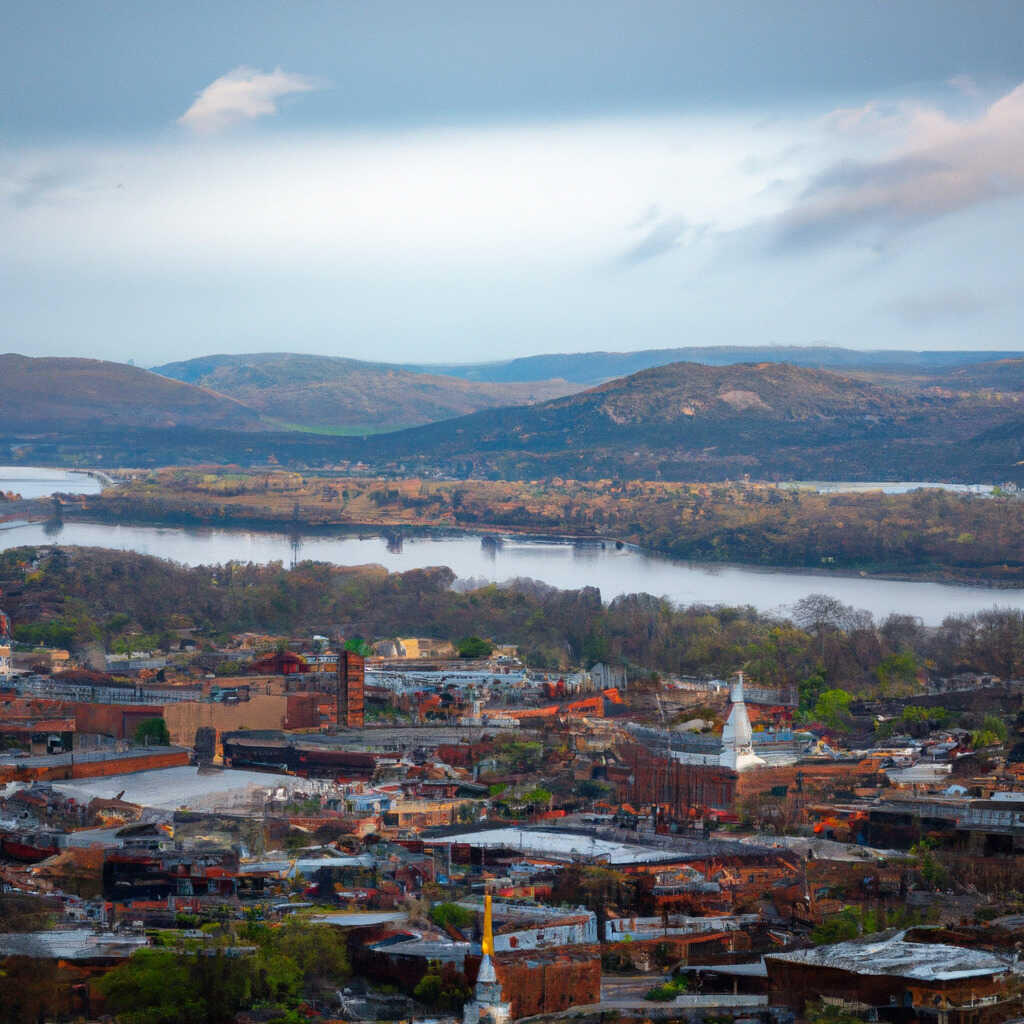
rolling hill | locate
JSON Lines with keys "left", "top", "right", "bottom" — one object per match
{"left": 4, "top": 351, "right": 1024, "bottom": 482}
{"left": 932, "top": 357, "right": 1024, "bottom": 393}
{"left": 403, "top": 345, "right": 1024, "bottom": 386}
{"left": 153, "top": 353, "right": 579, "bottom": 432}
{"left": 0, "top": 354, "right": 268, "bottom": 432}
{"left": 358, "top": 360, "right": 1024, "bottom": 481}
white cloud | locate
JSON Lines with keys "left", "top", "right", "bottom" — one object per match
{"left": 776, "top": 81, "right": 1024, "bottom": 246}
{"left": 4, "top": 86, "right": 1024, "bottom": 361}
{"left": 2, "top": 116, "right": 795, "bottom": 275}
{"left": 178, "top": 66, "right": 319, "bottom": 134}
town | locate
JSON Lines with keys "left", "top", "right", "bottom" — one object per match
{"left": 3, "top": 599, "right": 1024, "bottom": 1024}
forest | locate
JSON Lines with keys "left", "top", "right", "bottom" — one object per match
{"left": 3, "top": 545, "right": 1024, "bottom": 699}
{"left": 77, "top": 470, "right": 1024, "bottom": 585}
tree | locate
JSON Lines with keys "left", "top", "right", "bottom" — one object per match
{"left": 521, "top": 786, "right": 552, "bottom": 810}
{"left": 972, "top": 713, "right": 1008, "bottom": 749}
{"left": 810, "top": 689, "right": 854, "bottom": 732}
{"left": 134, "top": 718, "right": 171, "bottom": 746}
{"left": 576, "top": 779, "right": 612, "bottom": 801}
{"left": 457, "top": 636, "right": 493, "bottom": 659}
{"left": 430, "top": 902, "right": 475, "bottom": 930}
{"left": 344, "top": 635, "right": 372, "bottom": 656}
{"left": 875, "top": 651, "right": 919, "bottom": 695}
{"left": 811, "top": 908, "right": 860, "bottom": 945}
{"left": 413, "top": 963, "right": 472, "bottom": 1010}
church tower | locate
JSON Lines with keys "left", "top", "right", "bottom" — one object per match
{"left": 719, "top": 671, "right": 766, "bottom": 772}
{"left": 463, "top": 893, "right": 511, "bottom": 1024}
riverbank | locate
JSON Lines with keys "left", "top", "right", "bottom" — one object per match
{"left": 18, "top": 502, "right": 1024, "bottom": 591}
{"left": 39, "top": 467, "right": 1024, "bottom": 589}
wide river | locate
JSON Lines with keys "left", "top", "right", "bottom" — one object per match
{"left": 1, "top": 517, "right": 1022, "bottom": 626}
{"left": 0, "top": 466, "right": 103, "bottom": 500}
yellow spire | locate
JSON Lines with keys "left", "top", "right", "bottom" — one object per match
{"left": 482, "top": 892, "right": 494, "bottom": 956}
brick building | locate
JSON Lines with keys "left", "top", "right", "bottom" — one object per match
{"left": 766, "top": 933, "right": 1022, "bottom": 1022}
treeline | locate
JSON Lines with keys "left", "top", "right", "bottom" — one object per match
{"left": 4, "top": 546, "right": 1024, "bottom": 693}
{"left": 1, "top": 917, "right": 349, "bottom": 1024}
{"left": 85, "top": 472, "right": 1024, "bottom": 584}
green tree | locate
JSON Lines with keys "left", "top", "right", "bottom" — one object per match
{"left": 344, "top": 635, "right": 372, "bottom": 656}
{"left": 457, "top": 636, "right": 493, "bottom": 659}
{"left": 811, "top": 908, "right": 860, "bottom": 945}
{"left": 413, "top": 963, "right": 472, "bottom": 1010}
{"left": 134, "top": 718, "right": 171, "bottom": 746}
{"left": 97, "top": 949, "right": 212, "bottom": 1024}
{"left": 521, "top": 786, "right": 553, "bottom": 809}
{"left": 811, "top": 689, "right": 854, "bottom": 731}
{"left": 430, "top": 902, "right": 475, "bottom": 930}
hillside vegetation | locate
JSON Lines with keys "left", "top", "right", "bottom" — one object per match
{"left": 358, "top": 361, "right": 1024, "bottom": 481}
{"left": 5, "top": 352, "right": 1024, "bottom": 481}
{"left": 81, "top": 469, "right": 1024, "bottom": 584}
{"left": 406, "top": 345, "right": 1024, "bottom": 385}
{"left": 0, "top": 354, "right": 268, "bottom": 432}
{"left": 154, "top": 352, "right": 579, "bottom": 432}
{"left": 4, "top": 544, "right": 1024, "bottom": 686}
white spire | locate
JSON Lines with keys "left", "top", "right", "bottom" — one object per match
{"left": 720, "top": 671, "right": 765, "bottom": 773}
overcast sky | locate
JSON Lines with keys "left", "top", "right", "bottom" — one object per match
{"left": 4, "top": 1, "right": 1024, "bottom": 365}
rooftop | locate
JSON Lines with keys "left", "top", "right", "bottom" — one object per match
{"left": 767, "top": 932, "right": 1014, "bottom": 982}
{"left": 50, "top": 765, "right": 304, "bottom": 810}
{"left": 424, "top": 827, "right": 691, "bottom": 865}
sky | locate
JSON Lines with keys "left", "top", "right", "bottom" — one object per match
{"left": 4, "top": 1, "right": 1024, "bottom": 366}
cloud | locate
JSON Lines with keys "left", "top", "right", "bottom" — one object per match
{"left": 620, "top": 215, "right": 691, "bottom": 265}
{"left": 776, "top": 81, "right": 1024, "bottom": 247}
{"left": 4, "top": 166, "right": 88, "bottom": 208}
{"left": 178, "top": 66, "right": 319, "bottom": 134}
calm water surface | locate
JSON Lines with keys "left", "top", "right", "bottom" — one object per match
{"left": 0, "top": 466, "right": 102, "bottom": 500}
{"left": 1, "top": 517, "right": 1022, "bottom": 626}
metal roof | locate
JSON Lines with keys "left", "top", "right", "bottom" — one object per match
{"left": 766, "top": 932, "right": 1013, "bottom": 982}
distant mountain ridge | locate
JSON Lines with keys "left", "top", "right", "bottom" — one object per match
{"left": 4, "top": 348, "right": 1024, "bottom": 482}
{"left": 153, "top": 352, "right": 578, "bottom": 432}
{"left": 402, "top": 345, "right": 1024, "bottom": 385}
{"left": 356, "top": 359, "right": 1024, "bottom": 481}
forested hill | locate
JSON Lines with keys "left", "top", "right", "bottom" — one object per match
{"left": 934, "top": 357, "right": 1024, "bottom": 391}
{"left": 0, "top": 354, "right": 268, "bottom": 432}
{"left": 358, "top": 360, "right": 1024, "bottom": 481}
{"left": 153, "top": 352, "right": 578, "bottom": 432}
{"left": 405, "top": 346, "right": 1024, "bottom": 385}
{"left": 5, "top": 354, "right": 1024, "bottom": 480}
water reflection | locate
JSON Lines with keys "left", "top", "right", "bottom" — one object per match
{"left": 0, "top": 518, "right": 1022, "bottom": 626}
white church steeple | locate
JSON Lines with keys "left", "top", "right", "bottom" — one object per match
{"left": 719, "top": 672, "right": 766, "bottom": 772}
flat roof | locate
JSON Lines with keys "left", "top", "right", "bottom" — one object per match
{"left": 313, "top": 911, "right": 409, "bottom": 927}
{"left": 767, "top": 933, "right": 1012, "bottom": 982}
{"left": 423, "top": 828, "right": 688, "bottom": 865}
{"left": 51, "top": 765, "right": 300, "bottom": 810}
{"left": 0, "top": 929, "right": 147, "bottom": 961}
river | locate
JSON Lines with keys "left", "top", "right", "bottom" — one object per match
{"left": 1, "top": 517, "right": 1022, "bottom": 626}
{"left": 0, "top": 466, "right": 103, "bottom": 500}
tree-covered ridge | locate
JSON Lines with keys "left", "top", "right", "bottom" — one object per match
{"left": 154, "top": 352, "right": 578, "bottom": 433}
{"left": 348, "top": 360, "right": 1024, "bottom": 481}
{"left": 6, "top": 356, "right": 1024, "bottom": 478}
{"left": 89, "top": 471, "right": 1024, "bottom": 584}
{"left": 4, "top": 545, "right": 1024, "bottom": 688}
